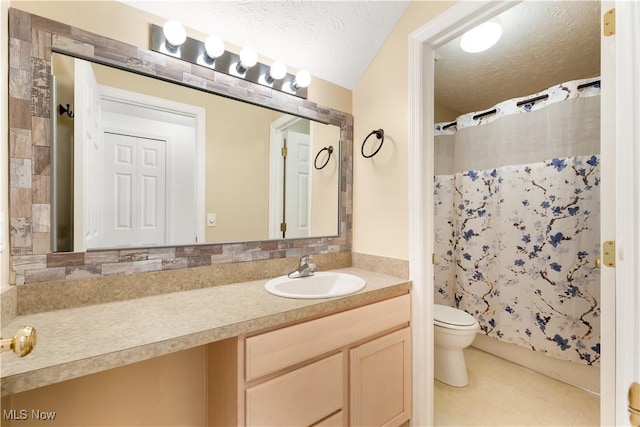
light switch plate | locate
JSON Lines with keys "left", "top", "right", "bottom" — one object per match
{"left": 207, "top": 213, "right": 217, "bottom": 227}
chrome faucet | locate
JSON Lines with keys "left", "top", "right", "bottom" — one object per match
{"left": 288, "top": 255, "right": 316, "bottom": 278}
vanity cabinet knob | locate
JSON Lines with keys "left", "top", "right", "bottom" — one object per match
{"left": 0, "top": 325, "right": 37, "bottom": 357}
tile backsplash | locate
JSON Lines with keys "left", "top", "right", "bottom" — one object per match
{"left": 14, "top": 252, "right": 352, "bottom": 316}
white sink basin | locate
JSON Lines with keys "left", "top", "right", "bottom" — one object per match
{"left": 264, "top": 272, "right": 366, "bottom": 299}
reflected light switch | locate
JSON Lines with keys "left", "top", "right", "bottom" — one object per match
{"left": 207, "top": 213, "right": 217, "bottom": 227}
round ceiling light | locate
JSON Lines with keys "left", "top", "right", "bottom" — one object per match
{"left": 460, "top": 21, "right": 502, "bottom": 53}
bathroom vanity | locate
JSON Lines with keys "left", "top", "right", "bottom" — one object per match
{"left": 3, "top": 7, "right": 410, "bottom": 426}
{"left": 209, "top": 292, "right": 410, "bottom": 426}
{"left": 1, "top": 268, "right": 411, "bottom": 426}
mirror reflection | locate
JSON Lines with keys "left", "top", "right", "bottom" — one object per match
{"left": 51, "top": 54, "right": 341, "bottom": 252}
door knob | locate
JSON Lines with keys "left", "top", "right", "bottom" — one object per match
{"left": 630, "top": 382, "right": 640, "bottom": 427}
{"left": 595, "top": 258, "right": 602, "bottom": 269}
{"left": 0, "top": 325, "right": 37, "bottom": 357}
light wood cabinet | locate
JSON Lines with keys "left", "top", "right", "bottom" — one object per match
{"left": 350, "top": 328, "right": 412, "bottom": 427}
{"left": 207, "top": 293, "right": 411, "bottom": 427}
{"left": 245, "top": 353, "right": 343, "bottom": 426}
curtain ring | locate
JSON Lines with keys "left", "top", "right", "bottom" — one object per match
{"left": 361, "top": 129, "right": 384, "bottom": 158}
{"left": 314, "top": 145, "right": 333, "bottom": 170}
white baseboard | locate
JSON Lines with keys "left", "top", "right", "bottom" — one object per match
{"left": 471, "top": 333, "right": 600, "bottom": 394}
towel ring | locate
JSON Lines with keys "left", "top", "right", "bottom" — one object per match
{"left": 361, "top": 129, "right": 384, "bottom": 158}
{"left": 314, "top": 146, "right": 333, "bottom": 170}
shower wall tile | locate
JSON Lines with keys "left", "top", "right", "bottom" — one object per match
{"left": 32, "top": 175, "right": 50, "bottom": 204}
{"left": 31, "top": 204, "right": 49, "bottom": 233}
{"left": 10, "top": 188, "right": 31, "bottom": 218}
{"left": 10, "top": 158, "right": 31, "bottom": 189}
{"left": 46, "top": 252, "right": 85, "bottom": 268}
{"left": 32, "top": 232, "right": 51, "bottom": 255}
{"left": 9, "top": 128, "right": 32, "bottom": 158}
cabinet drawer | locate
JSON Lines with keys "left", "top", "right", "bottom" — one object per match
{"left": 245, "top": 294, "right": 410, "bottom": 380}
{"left": 312, "top": 411, "right": 344, "bottom": 426}
{"left": 245, "top": 353, "right": 343, "bottom": 427}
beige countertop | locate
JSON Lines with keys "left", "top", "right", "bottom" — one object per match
{"left": 1, "top": 268, "right": 410, "bottom": 397}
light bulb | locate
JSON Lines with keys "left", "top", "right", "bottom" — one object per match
{"left": 163, "top": 20, "right": 187, "bottom": 48}
{"left": 293, "top": 70, "right": 311, "bottom": 89}
{"left": 239, "top": 46, "right": 258, "bottom": 70}
{"left": 460, "top": 21, "right": 502, "bottom": 53}
{"left": 270, "top": 61, "right": 287, "bottom": 80}
{"left": 204, "top": 35, "right": 225, "bottom": 59}
{"left": 266, "top": 60, "right": 287, "bottom": 83}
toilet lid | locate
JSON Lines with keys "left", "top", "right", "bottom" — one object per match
{"left": 434, "top": 304, "right": 477, "bottom": 327}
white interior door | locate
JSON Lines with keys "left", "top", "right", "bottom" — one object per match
{"left": 284, "top": 130, "right": 311, "bottom": 239}
{"left": 600, "top": 1, "right": 617, "bottom": 424}
{"left": 608, "top": 1, "right": 640, "bottom": 425}
{"left": 73, "top": 58, "right": 103, "bottom": 250}
{"left": 100, "top": 87, "right": 203, "bottom": 246}
{"left": 102, "top": 132, "right": 166, "bottom": 248}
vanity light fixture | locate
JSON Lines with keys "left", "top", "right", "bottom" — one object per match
{"left": 162, "top": 20, "right": 187, "bottom": 50}
{"left": 460, "top": 21, "right": 502, "bottom": 53}
{"left": 265, "top": 60, "right": 287, "bottom": 83}
{"left": 204, "top": 35, "right": 225, "bottom": 61}
{"left": 150, "top": 22, "right": 310, "bottom": 98}
{"left": 293, "top": 69, "right": 311, "bottom": 91}
{"left": 237, "top": 46, "right": 258, "bottom": 73}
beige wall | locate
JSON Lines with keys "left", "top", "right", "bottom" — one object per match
{"left": 352, "top": 1, "right": 454, "bottom": 261}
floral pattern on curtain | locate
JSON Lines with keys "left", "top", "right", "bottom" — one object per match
{"left": 434, "top": 155, "right": 601, "bottom": 366}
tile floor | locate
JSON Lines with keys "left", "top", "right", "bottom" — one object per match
{"left": 434, "top": 347, "right": 600, "bottom": 426}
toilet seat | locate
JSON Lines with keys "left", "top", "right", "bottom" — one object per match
{"left": 434, "top": 304, "right": 478, "bottom": 330}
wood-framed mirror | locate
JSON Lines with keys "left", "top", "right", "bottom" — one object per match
{"left": 8, "top": 9, "right": 353, "bottom": 285}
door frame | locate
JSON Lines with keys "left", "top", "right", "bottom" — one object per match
{"left": 268, "top": 115, "right": 309, "bottom": 239}
{"left": 407, "top": 1, "right": 639, "bottom": 425}
{"left": 99, "top": 85, "right": 206, "bottom": 246}
{"left": 610, "top": 1, "right": 640, "bottom": 425}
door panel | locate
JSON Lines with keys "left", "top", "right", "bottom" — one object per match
{"left": 102, "top": 133, "right": 166, "bottom": 248}
{"left": 285, "top": 130, "right": 311, "bottom": 238}
{"left": 137, "top": 138, "right": 166, "bottom": 245}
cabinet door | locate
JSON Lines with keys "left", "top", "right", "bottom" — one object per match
{"left": 245, "top": 353, "right": 343, "bottom": 427}
{"left": 350, "top": 328, "right": 411, "bottom": 427}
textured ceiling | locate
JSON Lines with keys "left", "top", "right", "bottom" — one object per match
{"left": 435, "top": 1, "right": 601, "bottom": 117}
{"left": 118, "top": 1, "right": 600, "bottom": 110}
{"left": 119, "top": 0, "right": 411, "bottom": 89}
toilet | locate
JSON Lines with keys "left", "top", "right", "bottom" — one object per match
{"left": 433, "top": 304, "right": 479, "bottom": 387}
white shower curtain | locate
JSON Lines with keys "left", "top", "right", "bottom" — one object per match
{"left": 434, "top": 78, "right": 601, "bottom": 366}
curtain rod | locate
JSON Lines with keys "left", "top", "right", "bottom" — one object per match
{"left": 441, "top": 79, "right": 601, "bottom": 128}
